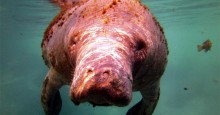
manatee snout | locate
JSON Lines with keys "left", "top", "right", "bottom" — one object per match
{"left": 70, "top": 65, "right": 132, "bottom": 106}
{"left": 70, "top": 37, "right": 133, "bottom": 106}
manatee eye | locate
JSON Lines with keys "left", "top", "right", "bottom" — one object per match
{"left": 70, "top": 32, "right": 81, "bottom": 45}
{"left": 70, "top": 38, "right": 77, "bottom": 45}
{"left": 134, "top": 39, "right": 148, "bottom": 61}
{"left": 136, "top": 39, "right": 146, "bottom": 51}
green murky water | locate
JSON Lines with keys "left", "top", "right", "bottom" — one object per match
{"left": 0, "top": 0, "right": 219, "bottom": 115}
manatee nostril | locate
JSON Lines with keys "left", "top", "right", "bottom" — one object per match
{"left": 87, "top": 69, "right": 93, "bottom": 74}
{"left": 103, "top": 70, "right": 111, "bottom": 77}
{"left": 85, "top": 69, "right": 94, "bottom": 77}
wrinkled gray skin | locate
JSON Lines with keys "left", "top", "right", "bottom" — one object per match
{"left": 41, "top": 0, "right": 168, "bottom": 115}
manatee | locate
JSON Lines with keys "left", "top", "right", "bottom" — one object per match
{"left": 41, "top": 0, "right": 168, "bottom": 115}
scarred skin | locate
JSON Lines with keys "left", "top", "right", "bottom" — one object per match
{"left": 41, "top": 0, "right": 168, "bottom": 115}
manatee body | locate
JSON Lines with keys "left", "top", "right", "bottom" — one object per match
{"left": 41, "top": 0, "right": 168, "bottom": 115}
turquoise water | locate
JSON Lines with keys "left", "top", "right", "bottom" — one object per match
{"left": 0, "top": 0, "right": 219, "bottom": 115}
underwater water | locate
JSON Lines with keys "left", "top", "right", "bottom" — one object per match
{"left": 0, "top": 0, "right": 219, "bottom": 115}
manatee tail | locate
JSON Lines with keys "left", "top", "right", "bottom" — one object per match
{"left": 50, "top": 0, "right": 86, "bottom": 8}
{"left": 197, "top": 45, "right": 203, "bottom": 52}
{"left": 50, "top": 0, "right": 74, "bottom": 8}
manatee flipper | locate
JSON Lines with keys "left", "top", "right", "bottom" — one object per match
{"left": 41, "top": 68, "right": 64, "bottom": 115}
{"left": 127, "top": 82, "right": 160, "bottom": 115}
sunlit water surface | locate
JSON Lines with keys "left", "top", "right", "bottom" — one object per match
{"left": 0, "top": 0, "right": 219, "bottom": 115}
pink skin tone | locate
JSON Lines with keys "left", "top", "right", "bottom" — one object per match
{"left": 41, "top": 0, "right": 168, "bottom": 115}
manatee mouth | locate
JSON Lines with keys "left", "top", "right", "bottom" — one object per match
{"left": 70, "top": 66, "right": 132, "bottom": 107}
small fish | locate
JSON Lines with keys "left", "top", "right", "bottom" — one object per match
{"left": 197, "top": 39, "right": 212, "bottom": 52}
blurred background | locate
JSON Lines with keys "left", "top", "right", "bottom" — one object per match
{"left": 0, "top": 0, "right": 219, "bottom": 114}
